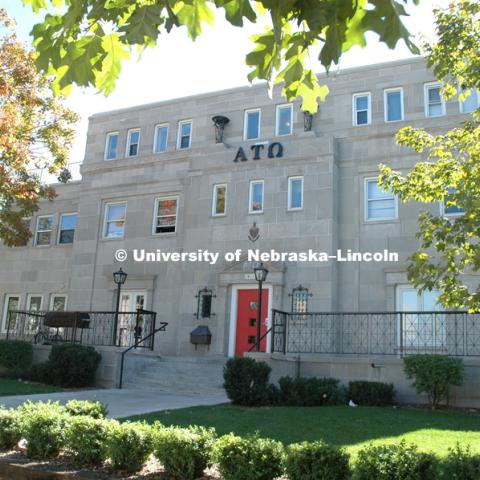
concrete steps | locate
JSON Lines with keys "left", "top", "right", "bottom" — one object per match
{"left": 121, "top": 354, "right": 227, "bottom": 395}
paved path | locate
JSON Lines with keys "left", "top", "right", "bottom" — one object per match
{"left": 0, "top": 389, "right": 228, "bottom": 418}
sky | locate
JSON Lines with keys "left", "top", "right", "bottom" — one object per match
{"left": 2, "top": 0, "right": 450, "bottom": 170}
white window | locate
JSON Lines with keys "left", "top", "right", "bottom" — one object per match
{"left": 105, "top": 132, "right": 119, "bottom": 160}
{"left": 384, "top": 88, "right": 404, "bottom": 122}
{"left": 177, "top": 120, "right": 192, "bottom": 149}
{"left": 353, "top": 93, "right": 371, "bottom": 126}
{"left": 244, "top": 109, "right": 261, "bottom": 140}
{"left": 424, "top": 83, "right": 445, "bottom": 117}
{"left": 104, "top": 202, "right": 127, "bottom": 239}
{"left": 2, "top": 295, "right": 20, "bottom": 332}
{"left": 442, "top": 187, "right": 465, "bottom": 217}
{"left": 459, "top": 88, "right": 479, "bottom": 114}
{"left": 154, "top": 124, "right": 168, "bottom": 153}
{"left": 365, "top": 179, "right": 397, "bottom": 221}
{"left": 58, "top": 213, "right": 77, "bottom": 244}
{"left": 50, "top": 295, "right": 67, "bottom": 311}
{"left": 35, "top": 215, "right": 54, "bottom": 246}
{"left": 14, "top": 218, "right": 31, "bottom": 247}
{"left": 153, "top": 197, "right": 178, "bottom": 234}
{"left": 126, "top": 129, "right": 140, "bottom": 157}
{"left": 288, "top": 176, "right": 303, "bottom": 210}
{"left": 26, "top": 294, "right": 43, "bottom": 333}
{"left": 249, "top": 180, "right": 264, "bottom": 214}
{"left": 212, "top": 184, "right": 227, "bottom": 216}
{"left": 276, "top": 104, "right": 293, "bottom": 136}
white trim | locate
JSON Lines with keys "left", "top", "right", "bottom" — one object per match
{"left": 287, "top": 176, "right": 304, "bottom": 211}
{"left": 34, "top": 214, "right": 54, "bottom": 247}
{"left": 2, "top": 294, "right": 21, "bottom": 332}
{"left": 440, "top": 189, "right": 465, "bottom": 218}
{"left": 384, "top": 87, "right": 404, "bottom": 122}
{"left": 57, "top": 212, "right": 77, "bottom": 245}
{"left": 458, "top": 88, "right": 479, "bottom": 114}
{"left": 275, "top": 103, "right": 293, "bottom": 136}
{"left": 26, "top": 294, "right": 43, "bottom": 312}
{"left": 177, "top": 119, "right": 192, "bottom": 150}
{"left": 244, "top": 108, "right": 261, "bottom": 141}
{"left": 152, "top": 196, "right": 178, "bottom": 235}
{"left": 364, "top": 177, "right": 398, "bottom": 222}
{"left": 424, "top": 82, "right": 445, "bottom": 117}
{"left": 153, "top": 123, "right": 169, "bottom": 153}
{"left": 352, "top": 92, "right": 371, "bottom": 126}
{"left": 49, "top": 294, "right": 68, "bottom": 311}
{"left": 228, "top": 284, "right": 273, "bottom": 357}
{"left": 104, "top": 131, "right": 119, "bottom": 161}
{"left": 103, "top": 201, "right": 127, "bottom": 239}
{"left": 249, "top": 179, "right": 264, "bottom": 214}
{"left": 212, "top": 184, "right": 227, "bottom": 217}
{"left": 125, "top": 128, "right": 141, "bottom": 157}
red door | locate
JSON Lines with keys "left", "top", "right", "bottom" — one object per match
{"left": 235, "top": 288, "right": 269, "bottom": 356}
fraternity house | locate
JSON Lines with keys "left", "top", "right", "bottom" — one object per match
{"left": 1, "top": 57, "right": 479, "bottom": 403}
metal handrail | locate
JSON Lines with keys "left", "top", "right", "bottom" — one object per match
{"left": 247, "top": 326, "right": 272, "bottom": 353}
{"left": 117, "top": 322, "right": 168, "bottom": 389}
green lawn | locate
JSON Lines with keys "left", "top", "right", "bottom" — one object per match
{"left": 125, "top": 405, "right": 480, "bottom": 457}
{"left": 0, "top": 378, "right": 63, "bottom": 396}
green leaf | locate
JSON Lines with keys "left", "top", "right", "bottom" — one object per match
{"left": 175, "top": 0, "right": 215, "bottom": 40}
{"left": 216, "top": 0, "right": 256, "bottom": 26}
{"left": 118, "top": 4, "right": 163, "bottom": 44}
{"left": 22, "top": 0, "right": 48, "bottom": 13}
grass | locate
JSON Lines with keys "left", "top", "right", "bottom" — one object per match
{"left": 0, "top": 378, "right": 63, "bottom": 396}
{"left": 125, "top": 405, "right": 480, "bottom": 457}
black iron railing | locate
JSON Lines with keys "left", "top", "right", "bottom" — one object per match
{"left": 270, "top": 310, "right": 480, "bottom": 356}
{"left": 5, "top": 309, "right": 158, "bottom": 349}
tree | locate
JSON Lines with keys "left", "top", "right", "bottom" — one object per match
{"left": 378, "top": 0, "right": 480, "bottom": 311}
{"left": 0, "top": 9, "right": 78, "bottom": 247}
{"left": 22, "top": 0, "right": 420, "bottom": 113}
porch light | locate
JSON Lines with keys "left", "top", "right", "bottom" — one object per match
{"left": 254, "top": 263, "right": 268, "bottom": 352}
{"left": 113, "top": 268, "right": 127, "bottom": 346}
{"left": 254, "top": 263, "right": 268, "bottom": 283}
{"left": 113, "top": 268, "right": 127, "bottom": 285}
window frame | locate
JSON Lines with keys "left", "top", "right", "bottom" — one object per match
{"left": 458, "top": 88, "right": 479, "bottom": 114}
{"left": 424, "top": 82, "right": 446, "bottom": 118}
{"left": 103, "top": 201, "right": 127, "bottom": 239}
{"left": 364, "top": 177, "right": 398, "bottom": 222}
{"left": 153, "top": 123, "right": 169, "bottom": 154}
{"left": 14, "top": 217, "right": 31, "bottom": 247}
{"left": 2, "top": 295, "right": 21, "bottom": 332}
{"left": 26, "top": 294, "right": 43, "bottom": 312}
{"left": 177, "top": 119, "right": 192, "bottom": 150}
{"left": 287, "top": 176, "right": 304, "bottom": 211}
{"left": 212, "top": 184, "right": 227, "bottom": 217}
{"left": 34, "top": 215, "right": 54, "bottom": 247}
{"left": 275, "top": 103, "right": 294, "bottom": 136}
{"left": 152, "top": 196, "right": 179, "bottom": 235}
{"left": 249, "top": 180, "right": 265, "bottom": 214}
{"left": 104, "top": 131, "right": 119, "bottom": 161}
{"left": 57, "top": 212, "right": 77, "bottom": 245}
{"left": 125, "top": 128, "right": 141, "bottom": 158}
{"left": 49, "top": 294, "right": 68, "bottom": 311}
{"left": 384, "top": 87, "right": 404, "bottom": 123}
{"left": 352, "top": 92, "right": 372, "bottom": 126}
{"left": 243, "top": 108, "right": 261, "bottom": 141}
{"left": 441, "top": 188, "right": 465, "bottom": 218}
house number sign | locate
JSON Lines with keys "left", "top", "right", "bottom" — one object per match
{"left": 234, "top": 142, "right": 284, "bottom": 162}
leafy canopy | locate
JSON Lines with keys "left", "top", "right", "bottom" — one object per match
{"left": 23, "top": 0, "right": 420, "bottom": 113}
{"left": 378, "top": 0, "right": 480, "bottom": 311}
{"left": 0, "top": 9, "right": 78, "bottom": 247}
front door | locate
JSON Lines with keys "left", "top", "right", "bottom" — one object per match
{"left": 235, "top": 288, "right": 269, "bottom": 356}
{"left": 118, "top": 291, "right": 147, "bottom": 347}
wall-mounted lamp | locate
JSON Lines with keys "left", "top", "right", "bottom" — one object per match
{"left": 303, "top": 111, "right": 314, "bottom": 132}
{"left": 212, "top": 115, "right": 230, "bottom": 143}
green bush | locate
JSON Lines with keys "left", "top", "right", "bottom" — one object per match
{"left": 348, "top": 381, "right": 395, "bottom": 406}
{"left": 223, "top": 357, "right": 272, "bottom": 406}
{"left": 154, "top": 425, "right": 216, "bottom": 480}
{"left": 354, "top": 441, "right": 438, "bottom": 480}
{"left": 279, "top": 376, "right": 345, "bottom": 406}
{"left": 403, "top": 355, "right": 464, "bottom": 408}
{"left": 285, "top": 441, "right": 351, "bottom": 480}
{"left": 106, "top": 420, "right": 154, "bottom": 474}
{"left": 214, "top": 434, "right": 284, "bottom": 480}
{"left": 18, "top": 401, "right": 69, "bottom": 459}
{"left": 65, "top": 400, "right": 108, "bottom": 419}
{"left": 0, "top": 340, "right": 33, "bottom": 374}
{"left": 441, "top": 444, "right": 480, "bottom": 480}
{"left": 66, "top": 415, "right": 109, "bottom": 466}
{"left": 0, "top": 408, "right": 22, "bottom": 449}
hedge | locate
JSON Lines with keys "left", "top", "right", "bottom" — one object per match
{"left": 0, "top": 340, "right": 33, "bottom": 373}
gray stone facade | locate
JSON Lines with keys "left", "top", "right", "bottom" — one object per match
{"left": 0, "top": 57, "right": 476, "bottom": 357}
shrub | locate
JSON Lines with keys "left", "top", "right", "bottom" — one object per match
{"left": 223, "top": 357, "right": 272, "bottom": 406}
{"left": 441, "top": 444, "right": 480, "bottom": 480}
{"left": 0, "top": 408, "right": 22, "bottom": 449}
{"left": 106, "top": 421, "right": 154, "bottom": 474}
{"left": 279, "top": 376, "right": 345, "bottom": 406}
{"left": 285, "top": 441, "right": 351, "bottom": 480}
{"left": 0, "top": 340, "right": 33, "bottom": 374}
{"left": 66, "top": 415, "right": 109, "bottom": 466}
{"left": 354, "top": 441, "right": 438, "bottom": 480}
{"left": 214, "top": 434, "right": 284, "bottom": 480}
{"left": 28, "top": 361, "right": 55, "bottom": 384}
{"left": 18, "top": 401, "right": 69, "bottom": 459}
{"left": 65, "top": 400, "right": 108, "bottom": 419}
{"left": 347, "top": 381, "right": 395, "bottom": 406}
{"left": 403, "top": 355, "right": 464, "bottom": 408}
{"left": 154, "top": 425, "right": 216, "bottom": 480}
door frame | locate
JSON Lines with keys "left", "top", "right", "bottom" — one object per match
{"left": 228, "top": 284, "right": 273, "bottom": 357}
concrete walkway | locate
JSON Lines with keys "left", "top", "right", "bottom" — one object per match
{"left": 0, "top": 389, "right": 229, "bottom": 418}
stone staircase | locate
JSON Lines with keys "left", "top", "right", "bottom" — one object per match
{"left": 121, "top": 354, "right": 227, "bottom": 395}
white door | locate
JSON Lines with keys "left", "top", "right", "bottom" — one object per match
{"left": 117, "top": 291, "right": 147, "bottom": 347}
